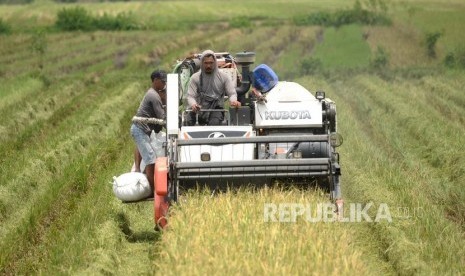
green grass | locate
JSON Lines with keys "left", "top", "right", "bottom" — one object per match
{"left": 0, "top": 0, "right": 351, "bottom": 32}
{"left": 299, "top": 73, "right": 465, "bottom": 274}
{"left": 410, "top": 10, "right": 465, "bottom": 53}
{"left": 312, "top": 24, "right": 372, "bottom": 70}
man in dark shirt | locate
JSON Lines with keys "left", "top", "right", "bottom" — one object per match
{"left": 130, "top": 69, "right": 167, "bottom": 191}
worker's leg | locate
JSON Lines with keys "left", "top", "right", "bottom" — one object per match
{"left": 130, "top": 124, "right": 156, "bottom": 191}
{"left": 134, "top": 148, "right": 142, "bottom": 172}
{"left": 208, "top": 110, "right": 224, "bottom": 125}
{"left": 145, "top": 163, "right": 155, "bottom": 193}
{"left": 186, "top": 111, "right": 197, "bottom": 126}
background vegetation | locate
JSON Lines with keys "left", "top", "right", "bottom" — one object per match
{"left": 0, "top": 0, "right": 464, "bottom": 274}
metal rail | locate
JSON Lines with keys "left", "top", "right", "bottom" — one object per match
{"left": 175, "top": 158, "right": 329, "bottom": 169}
{"left": 177, "top": 134, "right": 329, "bottom": 146}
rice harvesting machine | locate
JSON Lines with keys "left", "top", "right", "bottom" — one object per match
{"left": 149, "top": 51, "right": 343, "bottom": 228}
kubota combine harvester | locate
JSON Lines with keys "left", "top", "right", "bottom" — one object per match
{"left": 139, "top": 52, "right": 343, "bottom": 228}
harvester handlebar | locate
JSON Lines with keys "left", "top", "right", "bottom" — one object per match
{"left": 185, "top": 108, "right": 229, "bottom": 113}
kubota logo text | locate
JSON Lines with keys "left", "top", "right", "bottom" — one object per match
{"left": 265, "top": 110, "right": 311, "bottom": 120}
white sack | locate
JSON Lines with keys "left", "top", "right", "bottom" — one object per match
{"left": 113, "top": 172, "right": 152, "bottom": 202}
{"left": 154, "top": 131, "right": 166, "bottom": 158}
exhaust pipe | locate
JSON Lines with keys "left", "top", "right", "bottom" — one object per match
{"left": 235, "top": 52, "right": 255, "bottom": 98}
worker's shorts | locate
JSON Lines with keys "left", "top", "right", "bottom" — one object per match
{"left": 130, "top": 124, "right": 156, "bottom": 166}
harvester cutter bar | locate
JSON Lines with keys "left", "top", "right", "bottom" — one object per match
{"left": 177, "top": 172, "right": 327, "bottom": 179}
{"left": 175, "top": 158, "right": 330, "bottom": 179}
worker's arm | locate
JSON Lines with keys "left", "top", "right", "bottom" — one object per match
{"left": 224, "top": 73, "right": 241, "bottom": 107}
{"left": 187, "top": 74, "right": 201, "bottom": 112}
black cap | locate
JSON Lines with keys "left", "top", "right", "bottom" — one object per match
{"left": 151, "top": 69, "right": 167, "bottom": 82}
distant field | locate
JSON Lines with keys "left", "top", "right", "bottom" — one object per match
{"left": 313, "top": 24, "right": 371, "bottom": 69}
{"left": 0, "top": 0, "right": 464, "bottom": 275}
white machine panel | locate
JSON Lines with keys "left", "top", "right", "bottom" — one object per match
{"left": 254, "top": 82, "right": 323, "bottom": 128}
{"left": 167, "top": 73, "right": 179, "bottom": 136}
{"left": 179, "top": 126, "right": 254, "bottom": 162}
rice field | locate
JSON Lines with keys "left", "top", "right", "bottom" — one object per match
{"left": 0, "top": 0, "right": 464, "bottom": 275}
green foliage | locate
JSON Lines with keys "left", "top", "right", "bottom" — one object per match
{"left": 93, "top": 12, "right": 140, "bottom": 31}
{"left": 30, "top": 30, "right": 48, "bottom": 78}
{"left": 301, "top": 57, "right": 322, "bottom": 74}
{"left": 444, "top": 52, "right": 455, "bottom": 68}
{"left": 444, "top": 48, "right": 465, "bottom": 69}
{"left": 0, "top": 0, "right": 33, "bottom": 3}
{"left": 55, "top": 7, "right": 141, "bottom": 31}
{"left": 30, "top": 30, "right": 47, "bottom": 55}
{"left": 293, "top": 12, "right": 331, "bottom": 26}
{"left": 230, "top": 16, "right": 252, "bottom": 28}
{"left": 425, "top": 31, "right": 442, "bottom": 58}
{"left": 0, "top": 18, "right": 11, "bottom": 34}
{"left": 293, "top": 0, "right": 391, "bottom": 27}
{"left": 54, "top": 0, "right": 131, "bottom": 2}
{"left": 407, "top": 6, "right": 418, "bottom": 20}
{"left": 370, "top": 46, "right": 389, "bottom": 69}
{"left": 56, "top": 6, "right": 93, "bottom": 31}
